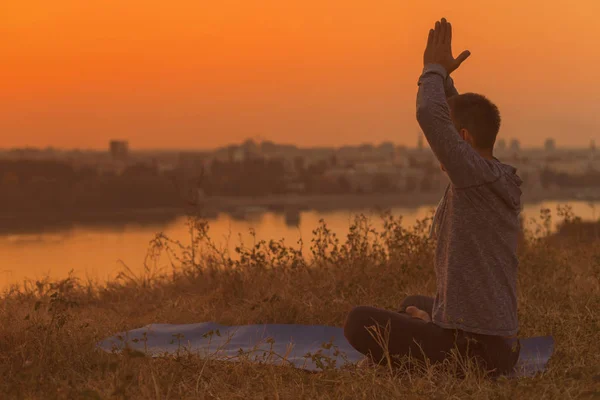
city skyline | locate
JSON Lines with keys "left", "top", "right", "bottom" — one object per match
{"left": 0, "top": 135, "right": 596, "bottom": 153}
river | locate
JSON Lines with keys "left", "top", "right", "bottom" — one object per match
{"left": 1, "top": 200, "right": 598, "bottom": 290}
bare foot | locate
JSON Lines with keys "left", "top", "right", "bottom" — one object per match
{"left": 405, "top": 306, "right": 432, "bottom": 322}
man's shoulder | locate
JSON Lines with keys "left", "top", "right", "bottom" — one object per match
{"left": 486, "top": 158, "right": 522, "bottom": 183}
{"left": 448, "top": 158, "right": 522, "bottom": 209}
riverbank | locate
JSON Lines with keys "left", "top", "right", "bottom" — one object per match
{"left": 201, "top": 187, "right": 600, "bottom": 213}
{"left": 200, "top": 191, "right": 445, "bottom": 213}
{"left": 1, "top": 188, "right": 598, "bottom": 234}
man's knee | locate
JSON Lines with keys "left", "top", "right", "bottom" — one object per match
{"left": 343, "top": 306, "right": 374, "bottom": 347}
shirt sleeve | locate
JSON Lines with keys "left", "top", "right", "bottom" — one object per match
{"left": 416, "top": 64, "right": 500, "bottom": 188}
{"left": 444, "top": 74, "right": 459, "bottom": 98}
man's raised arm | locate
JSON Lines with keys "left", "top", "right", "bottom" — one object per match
{"left": 416, "top": 19, "right": 497, "bottom": 188}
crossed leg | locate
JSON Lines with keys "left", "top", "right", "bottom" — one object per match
{"left": 343, "top": 300, "right": 467, "bottom": 366}
{"left": 343, "top": 295, "right": 520, "bottom": 375}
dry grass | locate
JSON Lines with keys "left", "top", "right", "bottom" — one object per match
{"left": 1, "top": 207, "right": 599, "bottom": 399}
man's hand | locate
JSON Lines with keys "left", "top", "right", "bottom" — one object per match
{"left": 406, "top": 306, "right": 432, "bottom": 322}
{"left": 423, "top": 18, "right": 471, "bottom": 75}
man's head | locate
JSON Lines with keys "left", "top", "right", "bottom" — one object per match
{"left": 447, "top": 93, "right": 501, "bottom": 154}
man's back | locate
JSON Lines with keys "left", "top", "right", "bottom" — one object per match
{"left": 431, "top": 159, "right": 522, "bottom": 336}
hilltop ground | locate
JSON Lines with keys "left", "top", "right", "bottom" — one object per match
{"left": 0, "top": 207, "right": 599, "bottom": 399}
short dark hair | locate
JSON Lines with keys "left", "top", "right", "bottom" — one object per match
{"left": 447, "top": 93, "right": 501, "bottom": 150}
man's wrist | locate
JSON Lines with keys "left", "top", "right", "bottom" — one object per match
{"left": 445, "top": 75, "right": 455, "bottom": 89}
{"left": 418, "top": 63, "right": 449, "bottom": 87}
{"left": 422, "top": 63, "right": 448, "bottom": 80}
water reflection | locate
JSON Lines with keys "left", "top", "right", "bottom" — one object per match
{"left": 1, "top": 200, "right": 598, "bottom": 290}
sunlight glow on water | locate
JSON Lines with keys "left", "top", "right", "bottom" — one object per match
{"left": 1, "top": 200, "right": 598, "bottom": 290}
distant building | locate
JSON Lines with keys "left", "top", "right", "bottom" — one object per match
{"left": 496, "top": 139, "right": 507, "bottom": 151}
{"left": 393, "top": 146, "right": 409, "bottom": 167}
{"left": 260, "top": 140, "right": 277, "bottom": 154}
{"left": 544, "top": 138, "right": 556, "bottom": 152}
{"left": 109, "top": 140, "right": 129, "bottom": 162}
{"left": 509, "top": 139, "right": 521, "bottom": 152}
{"left": 417, "top": 133, "right": 424, "bottom": 150}
{"left": 227, "top": 146, "right": 245, "bottom": 162}
{"left": 378, "top": 142, "right": 395, "bottom": 160}
{"left": 178, "top": 152, "right": 206, "bottom": 172}
{"left": 241, "top": 139, "right": 260, "bottom": 159}
{"left": 293, "top": 156, "right": 305, "bottom": 173}
{"left": 358, "top": 143, "right": 374, "bottom": 153}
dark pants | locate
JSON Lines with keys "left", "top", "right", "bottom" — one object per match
{"left": 343, "top": 295, "right": 520, "bottom": 376}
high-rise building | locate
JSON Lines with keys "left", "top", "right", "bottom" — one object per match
{"left": 544, "top": 138, "right": 556, "bottom": 152}
{"left": 109, "top": 140, "right": 129, "bottom": 161}
{"left": 509, "top": 139, "right": 521, "bottom": 152}
{"left": 241, "top": 139, "right": 259, "bottom": 159}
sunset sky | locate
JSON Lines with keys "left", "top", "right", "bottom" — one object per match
{"left": 1, "top": 0, "right": 599, "bottom": 150}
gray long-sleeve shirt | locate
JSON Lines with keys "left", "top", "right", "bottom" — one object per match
{"left": 416, "top": 63, "right": 522, "bottom": 336}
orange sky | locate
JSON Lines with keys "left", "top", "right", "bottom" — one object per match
{"left": 1, "top": 0, "right": 599, "bottom": 150}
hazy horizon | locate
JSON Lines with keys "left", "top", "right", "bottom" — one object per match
{"left": 2, "top": 1, "right": 599, "bottom": 150}
{"left": 0, "top": 140, "right": 595, "bottom": 153}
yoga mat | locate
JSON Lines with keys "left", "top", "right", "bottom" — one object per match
{"left": 97, "top": 322, "right": 553, "bottom": 377}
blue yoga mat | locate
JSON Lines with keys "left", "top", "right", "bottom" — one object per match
{"left": 97, "top": 322, "right": 553, "bottom": 377}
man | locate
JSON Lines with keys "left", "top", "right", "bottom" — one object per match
{"left": 343, "top": 18, "right": 522, "bottom": 376}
